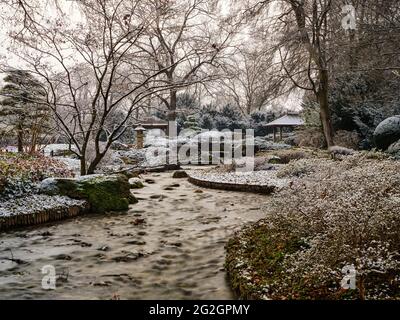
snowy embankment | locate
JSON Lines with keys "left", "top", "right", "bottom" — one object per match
{"left": 0, "top": 195, "right": 89, "bottom": 231}
{"left": 0, "top": 149, "right": 89, "bottom": 230}
{"left": 0, "top": 195, "right": 87, "bottom": 218}
{"left": 187, "top": 169, "right": 288, "bottom": 194}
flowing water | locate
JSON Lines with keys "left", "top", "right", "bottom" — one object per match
{"left": 0, "top": 169, "right": 267, "bottom": 299}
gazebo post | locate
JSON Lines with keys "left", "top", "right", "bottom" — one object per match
{"left": 273, "top": 127, "right": 276, "bottom": 142}
{"left": 280, "top": 126, "right": 283, "bottom": 141}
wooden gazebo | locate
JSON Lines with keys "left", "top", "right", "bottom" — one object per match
{"left": 265, "top": 113, "right": 305, "bottom": 142}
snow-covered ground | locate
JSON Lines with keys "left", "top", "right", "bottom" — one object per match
{"left": 54, "top": 156, "right": 81, "bottom": 174}
{"left": 188, "top": 169, "right": 289, "bottom": 188}
{"left": 1, "top": 146, "right": 18, "bottom": 152}
{"left": 43, "top": 144, "right": 78, "bottom": 156}
{"left": 0, "top": 194, "right": 87, "bottom": 217}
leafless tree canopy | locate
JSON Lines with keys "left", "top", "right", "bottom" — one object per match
{"left": 1, "top": 0, "right": 400, "bottom": 171}
{"left": 1, "top": 0, "right": 241, "bottom": 174}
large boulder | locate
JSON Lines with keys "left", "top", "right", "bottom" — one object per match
{"left": 39, "top": 174, "right": 136, "bottom": 213}
{"left": 172, "top": 170, "right": 188, "bottom": 178}
{"left": 373, "top": 116, "right": 400, "bottom": 150}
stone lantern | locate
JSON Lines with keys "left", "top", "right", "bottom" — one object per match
{"left": 134, "top": 124, "right": 146, "bottom": 149}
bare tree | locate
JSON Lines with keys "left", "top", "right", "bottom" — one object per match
{"left": 135, "top": 0, "right": 241, "bottom": 126}
{"left": 1, "top": 0, "right": 199, "bottom": 174}
{"left": 218, "top": 43, "right": 287, "bottom": 115}
{"left": 240, "top": 0, "right": 340, "bottom": 146}
{"left": 243, "top": 0, "right": 400, "bottom": 147}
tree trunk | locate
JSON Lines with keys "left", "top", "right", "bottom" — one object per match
{"left": 17, "top": 123, "right": 23, "bottom": 153}
{"left": 349, "top": 29, "right": 358, "bottom": 69}
{"left": 87, "top": 154, "right": 104, "bottom": 175}
{"left": 29, "top": 127, "right": 39, "bottom": 154}
{"left": 318, "top": 69, "right": 334, "bottom": 148}
{"left": 80, "top": 156, "right": 87, "bottom": 176}
{"left": 168, "top": 89, "right": 177, "bottom": 121}
{"left": 246, "top": 103, "right": 252, "bottom": 116}
{"left": 167, "top": 89, "right": 178, "bottom": 137}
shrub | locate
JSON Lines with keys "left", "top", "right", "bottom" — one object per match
{"left": 276, "top": 158, "right": 323, "bottom": 178}
{"left": 333, "top": 130, "right": 361, "bottom": 150}
{"left": 0, "top": 152, "right": 73, "bottom": 181}
{"left": 0, "top": 151, "right": 74, "bottom": 200}
{"left": 328, "top": 72, "right": 400, "bottom": 149}
{"left": 228, "top": 154, "right": 400, "bottom": 299}
{"left": 250, "top": 111, "right": 275, "bottom": 136}
{"left": 197, "top": 113, "right": 215, "bottom": 130}
{"left": 293, "top": 128, "right": 326, "bottom": 149}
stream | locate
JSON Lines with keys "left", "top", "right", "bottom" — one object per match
{"left": 0, "top": 168, "right": 267, "bottom": 299}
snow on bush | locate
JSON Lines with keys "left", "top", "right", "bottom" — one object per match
{"left": 276, "top": 158, "right": 325, "bottom": 178}
{"left": 0, "top": 152, "right": 74, "bottom": 200}
{"left": 0, "top": 151, "right": 74, "bottom": 181}
{"left": 250, "top": 153, "right": 400, "bottom": 299}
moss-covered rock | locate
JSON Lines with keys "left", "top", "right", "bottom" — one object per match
{"left": 128, "top": 177, "right": 144, "bottom": 189}
{"left": 121, "top": 170, "right": 140, "bottom": 179}
{"left": 172, "top": 170, "right": 188, "bottom": 178}
{"left": 39, "top": 174, "right": 136, "bottom": 213}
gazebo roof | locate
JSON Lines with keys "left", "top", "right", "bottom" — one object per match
{"left": 265, "top": 113, "right": 305, "bottom": 127}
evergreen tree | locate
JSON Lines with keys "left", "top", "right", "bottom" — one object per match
{"left": 0, "top": 70, "right": 49, "bottom": 152}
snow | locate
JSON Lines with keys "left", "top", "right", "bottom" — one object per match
{"left": 43, "top": 144, "right": 78, "bottom": 156}
{"left": 1, "top": 146, "right": 18, "bottom": 152}
{"left": 54, "top": 156, "right": 81, "bottom": 173}
{"left": 0, "top": 194, "right": 87, "bottom": 217}
{"left": 188, "top": 169, "right": 289, "bottom": 188}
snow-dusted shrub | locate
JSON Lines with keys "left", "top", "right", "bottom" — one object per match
{"left": 273, "top": 150, "right": 308, "bottom": 164}
{"left": 276, "top": 158, "right": 326, "bottom": 178}
{"left": 0, "top": 152, "right": 74, "bottom": 181}
{"left": 230, "top": 154, "right": 400, "bottom": 299}
{"left": 254, "top": 137, "right": 292, "bottom": 151}
{"left": 293, "top": 128, "right": 326, "bottom": 149}
{"left": 333, "top": 130, "right": 361, "bottom": 150}
{"left": 0, "top": 151, "right": 74, "bottom": 199}
{"left": 1, "top": 178, "right": 38, "bottom": 200}
{"left": 198, "top": 113, "right": 215, "bottom": 130}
